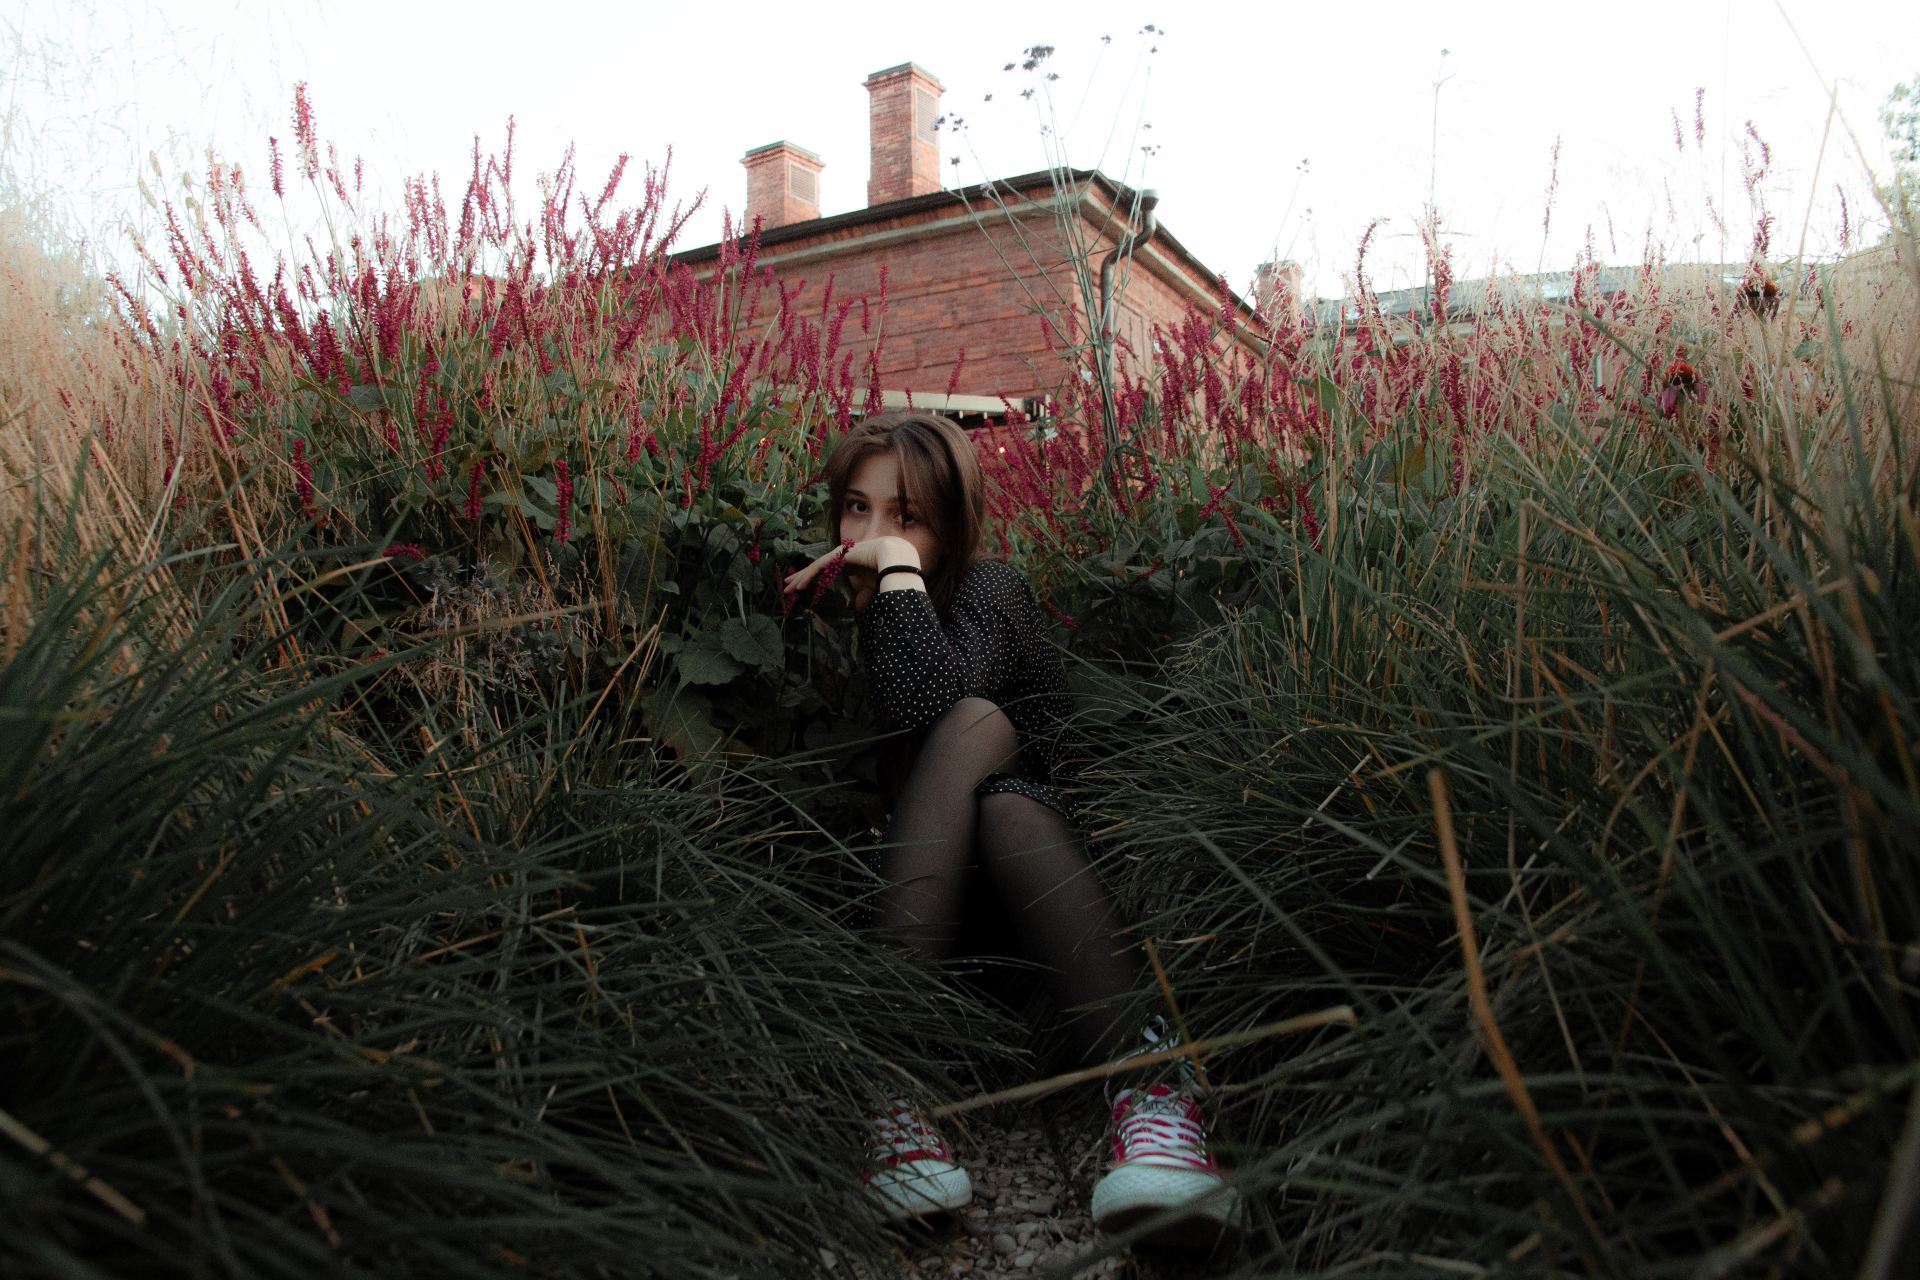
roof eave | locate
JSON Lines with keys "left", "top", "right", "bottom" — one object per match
{"left": 670, "top": 167, "right": 1255, "bottom": 318}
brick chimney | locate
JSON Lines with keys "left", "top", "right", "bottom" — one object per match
{"left": 742, "top": 141, "right": 823, "bottom": 230}
{"left": 864, "top": 63, "right": 943, "bottom": 206}
{"left": 1255, "top": 260, "right": 1305, "bottom": 320}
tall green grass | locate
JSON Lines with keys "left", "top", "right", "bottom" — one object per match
{"left": 6, "top": 67, "right": 1918, "bottom": 1277}
{"left": 1060, "top": 358, "right": 1919, "bottom": 1274}
{"left": 0, "top": 486, "right": 1026, "bottom": 1278}
{"left": 10, "top": 263, "right": 1917, "bottom": 1277}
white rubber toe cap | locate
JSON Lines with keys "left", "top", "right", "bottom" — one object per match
{"left": 1092, "top": 1161, "right": 1244, "bottom": 1248}
{"left": 868, "top": 1158, "right": 973, "bottom": 1222}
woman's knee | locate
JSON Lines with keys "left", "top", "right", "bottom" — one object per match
{"left": 978, "top": 789, "right": 1044, "bottom": 832}
{"left": 979, "top": 791, "right": 1080, "bottom": 866}
{"left": 923, "top": 697, "right": 1020, "bottom": 765}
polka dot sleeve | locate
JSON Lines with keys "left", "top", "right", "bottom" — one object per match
{"left": 855, "top": 559, "right": 1036, "bottom": 733}
{"left": 856, "top": 558, "right": 1080, "bottom": 826}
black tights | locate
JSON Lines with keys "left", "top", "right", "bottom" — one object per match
{"left": 875, "top": 697, "right": 1141, "bottom": 1066}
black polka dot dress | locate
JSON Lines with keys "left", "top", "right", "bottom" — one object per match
{"left": 856, "top": 558, "right": 1079, "bottom": 826}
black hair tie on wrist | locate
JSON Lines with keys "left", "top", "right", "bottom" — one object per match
{"left": 876, "top": 564, "right": 924, "bottom": 582}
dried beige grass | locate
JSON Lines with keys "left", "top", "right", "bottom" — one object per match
{"left": 0, "top": 203, "right": 180, "bottom": 652}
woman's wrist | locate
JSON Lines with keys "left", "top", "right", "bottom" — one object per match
{"left": 877, "top": 564, "right": 925, "bottom": 594}
{"left": 874, "top": 538, "right": 925, "bottom": 594}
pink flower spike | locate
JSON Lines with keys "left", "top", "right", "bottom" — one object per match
{"left": 293, "top": 82, "right": 319, "bottom": 180}
{"left": 808, "top": 539, "right": 856, "bottom": 606}
{"left": 466, "top": 458, "right": 487, "bottom": 523}
{"left": 553, "top": 460, "right": 574, "bottom": 545}
{"left": 1295, "top": 483, "right": 1323, "bottom": 550}
{"left": 292, "top": 439, "right": 315, "bottom": 518}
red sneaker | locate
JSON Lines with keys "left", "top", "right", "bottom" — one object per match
{"left": 861, "top": 1093, "right": 973, "bottom": 1223}
{"left": 1090, "top": 1083, "right": 1243, "bottom": 1250}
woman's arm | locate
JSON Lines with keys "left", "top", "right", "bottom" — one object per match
{"left": 783, "top": 535, "right": 923, "bottom": 611}
{"left": 856, "top": 560, "right": 1033, "bottom": 732}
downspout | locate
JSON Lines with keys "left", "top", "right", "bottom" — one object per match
{"left": 1098, "top": 189, "right": 1159, "bottom": 326}
{"left": 1097, "top": 188, "right": 1158, "bottom": 500}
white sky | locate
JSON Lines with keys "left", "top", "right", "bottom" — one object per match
{"left": 4, "top": 0, "right": 1915, "bottom": 300}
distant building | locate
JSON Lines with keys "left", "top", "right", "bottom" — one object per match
{"left": 1312, "top": 263, "right": 1790, "bottom": 334}
{"left": 674, "top": 62, "right": 1271, "bottom": 432}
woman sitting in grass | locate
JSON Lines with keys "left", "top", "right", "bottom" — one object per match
{"left": 782, "top": 410, "right": 1243, "bottom": 1250}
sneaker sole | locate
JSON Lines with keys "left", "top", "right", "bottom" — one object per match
{"left": 1092, "top": 1163, "right": 1243, "bottom": 1252}
{"left": 869, "top": 1158, "right": 973, "bottom": 1223}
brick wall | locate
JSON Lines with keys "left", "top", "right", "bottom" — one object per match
{"left": 721, "top": 179, "right": 1239, "bottom": 407}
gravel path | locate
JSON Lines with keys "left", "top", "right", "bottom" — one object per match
{"left": 831, "top": 1092, "right": 1238, "bottom": 1280}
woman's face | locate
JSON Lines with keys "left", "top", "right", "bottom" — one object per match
{"left": 840, "top": 449, "right": 941, "bottom": 575}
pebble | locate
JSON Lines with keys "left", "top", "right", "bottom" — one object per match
{"left": 890, "top": 1096, "right": 1134, "bottom": 1280}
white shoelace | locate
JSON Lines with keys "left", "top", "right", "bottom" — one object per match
{"left": 1112, "top": 1085, "right": 1213, "bottom": 1169}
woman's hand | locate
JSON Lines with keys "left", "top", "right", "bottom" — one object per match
{"left": 783, "top": 536, "right": 920, "bottom": 610}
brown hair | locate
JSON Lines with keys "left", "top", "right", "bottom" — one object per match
{"left": 821, "top": 410, "right": 986, "bottom": 616}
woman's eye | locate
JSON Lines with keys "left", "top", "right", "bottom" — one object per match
{"left": 847, "top": 500, "right": 868, "bottom": 514}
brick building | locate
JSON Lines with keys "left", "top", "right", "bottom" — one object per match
{"left": 674, "top": 62, "right": 1277, "bottom": 430}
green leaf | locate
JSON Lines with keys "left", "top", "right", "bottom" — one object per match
{"left": 718, "top": 615, "right": 783, "bottom": 671}
{"left": 1393, "top": 440, "right": 1430, "bottom": 489}
{"left": 1307, "top": 375, "right": 1345, "bottom": 424}
{"left": 348, "top": 383, "right": 395, "bottom": 413}
{"left": 640, "top": 684, "right": 727, "bottom": 762}
{"left": 677, "top": 634, "right": 743, "bottom": 685}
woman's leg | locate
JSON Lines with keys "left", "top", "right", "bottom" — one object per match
{"left": 875, "top": 697, "right": 1022, "bottom": 958}
{"left": 976, "top": 791, "right": 1141, "bottom": 1065}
